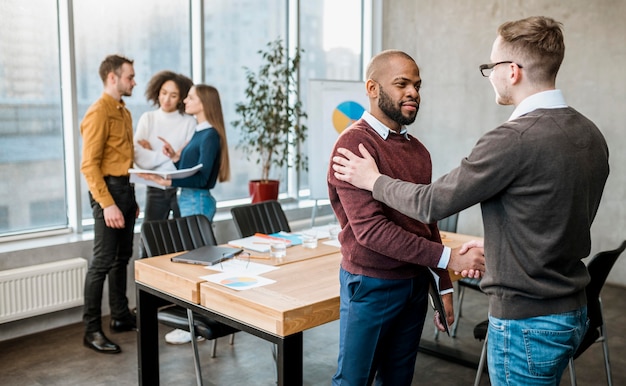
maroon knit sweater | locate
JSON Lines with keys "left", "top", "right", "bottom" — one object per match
{"left": 327, "top": 118, "right": 451, "bottom": 290}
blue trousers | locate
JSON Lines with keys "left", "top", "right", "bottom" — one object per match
{"left": 332, "top": 267, "right": 429, "bottom": 386}
{"left": 488, "top": 306, "right": 588, "bottom": 385}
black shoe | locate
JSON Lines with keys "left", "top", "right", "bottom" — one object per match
{"left": 110, "top": 316, "right": 137, "bottom": 333}
{"left": 83, "top": 331, "right": 121, "bottom": 354}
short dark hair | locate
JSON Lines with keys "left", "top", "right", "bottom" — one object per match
{"left": 98, "top": 54, "right": 134, "bottom": 83}
{"left": 498, "top": 16, "right": 565, "bottom": 84}
{"left": 144, "top": 71, "right": 194, "bottom": 114}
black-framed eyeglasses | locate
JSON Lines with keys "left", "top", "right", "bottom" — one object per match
{"left": 219, "top": 251, "right": 251, "bottom": 270}
{"left": 479, "top": 61, "right": 523, "bottom": 77}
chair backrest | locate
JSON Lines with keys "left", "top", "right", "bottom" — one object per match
{"left": 574, "top": 239, "right": 626, "bottom": 358}
{"left": 437, "top": 213, "right": 459, "bottom": 233}
{"left": 585, "top": 240, "right": 626, "bottom": 324}
{"left": 230, "top": 200, "right": 291, "bottom": 237}
{"left": 140, "top": 214, "right": 218, "bottom": 257}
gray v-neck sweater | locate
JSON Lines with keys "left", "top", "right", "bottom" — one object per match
{"left": 373, "top": 107, "right": 609, "bottom": 319}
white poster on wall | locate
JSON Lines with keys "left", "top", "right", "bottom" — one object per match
{"left": 307, "top": 80, "right": 368, "bottom": 200}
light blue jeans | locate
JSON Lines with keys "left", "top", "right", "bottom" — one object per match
{"left": 178, "top": 188, "right": 216, "bottom": 221}
{"left": 487, "top": 306, "right": 588, "bottom": 385}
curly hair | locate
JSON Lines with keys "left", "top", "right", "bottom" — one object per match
{"left": 144, "top": 70, "right": 194, "bottom": 114}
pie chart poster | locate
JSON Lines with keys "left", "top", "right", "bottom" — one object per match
{"left": 307, "top": 80, "right": 367, "bottom": 199}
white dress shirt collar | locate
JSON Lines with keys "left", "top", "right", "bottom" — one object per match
{"left": 362, "top": 111, "right": 410, "bottom": 140}
{"left": 509, "top": 89, "right": 568, "bottom": 121}
{"left": 195, "top": 121, "right": 211, "bottom": 132}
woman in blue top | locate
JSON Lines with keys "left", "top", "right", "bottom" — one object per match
{"left": 141, "top": 84, "right": 231, "bottom": 221}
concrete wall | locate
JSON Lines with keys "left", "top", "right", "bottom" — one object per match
{"left": 381, "top": 1, "right": 626, "bottom": 283}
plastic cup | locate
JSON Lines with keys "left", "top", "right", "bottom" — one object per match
{"left": 269, "top": 241, "right": 287, "bottom": 258}
{"left": 302, "top": 232, "right": 318, "bottom": 249}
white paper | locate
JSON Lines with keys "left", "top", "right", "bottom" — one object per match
{"left": 128, "top": 164, "right": 203, "bottom": 189}
{"left": 206, "top": 259, "right": 278, "bottom": 275}
{"left": 322, "top": 239, "right": 341, "bottom": 248}
{"left": 295, "top": 224, "right": 335, "bottom": 239}
{"left": 227, "top": 235, "right": 275, "bottom": 253}
{"left": 201, "top": 272, "right": 276, "bottom": 291}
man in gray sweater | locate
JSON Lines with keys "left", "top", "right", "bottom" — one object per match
{"left": 332, "top": 16, "right": 609, "bottom": 385}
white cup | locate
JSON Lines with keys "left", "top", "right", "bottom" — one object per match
{"left": 269, "top": 241, "right": 287, "bottom": 258}
{"left": 302, "top": 231, "right": 318, "bottom": 249}
{"left": 328, "top": 225, "right": 341, "bottom": 240}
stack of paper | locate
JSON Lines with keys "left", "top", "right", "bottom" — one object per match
{"left": 228, "top": 233, "right": 296, "bottom": 253}
{"left": 128, "top": 164, "right": 203, "bottom": 189}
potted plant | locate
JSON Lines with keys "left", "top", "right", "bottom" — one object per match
{"left": 232, "top": 38, "right": 308, "bottom": 203}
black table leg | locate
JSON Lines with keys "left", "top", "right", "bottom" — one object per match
{"left": 275, "top": 332, "right": 303, "bottom": 386}
{"left": 137, "top": 286, "right": 161, "bottom": 385}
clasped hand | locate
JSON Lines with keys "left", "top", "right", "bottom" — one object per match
{"left": 451, "top": 240, "right": 485, "bottom": 279}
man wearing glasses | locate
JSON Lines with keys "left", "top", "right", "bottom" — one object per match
{"left": 331, "top": 16, "right": 609, "bottom": 384}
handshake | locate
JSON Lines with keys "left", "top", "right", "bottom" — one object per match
{"left": 450, "top": 240, "right": 485, "bottom": 279}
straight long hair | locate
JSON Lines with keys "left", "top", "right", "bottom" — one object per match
{"left": 195, "top": 84, "right": 231, "bottom": 182}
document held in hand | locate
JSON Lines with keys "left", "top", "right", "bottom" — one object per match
{"left": 428, "top": 268, "right": 450, "bottom": 336}
{"left": 128, "top": 164, "right": 203, "bottom": 189}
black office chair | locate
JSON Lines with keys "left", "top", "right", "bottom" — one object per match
{"left": 473, "top": 240, "right": 626, "bottom": 386}
{"left": 568, "top": 239, "right": 626, "bottom": 386}
{"left": 230, "top": 200, "right": 291, "bottom": 237}
{"left": 140, "top": 214, "right": 239, "bottom": 386}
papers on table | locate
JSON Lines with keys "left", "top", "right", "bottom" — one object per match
{"left": 128, "top": 164, "right": 203, "bottom": 189}
{"left": 200, "top": 256, "right": 279, "bottom": 291}
{"left": 202, "top": 273, "right": 276, "bottom": 291}
{"left": 228, "top": 233, "right": 297, "bottom": 253}
{"left": 206, "top": 259, "right": 278, "bottom": 275}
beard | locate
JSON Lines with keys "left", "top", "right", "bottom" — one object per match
{"left": 378, "top": 86, "right": 419, "bottom": 126}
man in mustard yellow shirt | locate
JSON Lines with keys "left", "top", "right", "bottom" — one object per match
{"left": 80, "top": 54, "right": 138, "bottom": 354}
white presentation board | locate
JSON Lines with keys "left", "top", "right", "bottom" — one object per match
{"left": 307, "top": 80, "right": 368, "bottom": 200}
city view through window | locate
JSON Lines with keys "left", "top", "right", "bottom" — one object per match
{"left": 0, "top": 0, "right": 364, "bottom": 237}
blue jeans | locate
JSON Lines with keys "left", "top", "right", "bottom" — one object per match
{"left": 332, "top": 268, "right": 429, "bottom": 386}
{"left": 178, "top": 188, "right": 216, "bottom": 221}
{"left": 487, "top": 307, "right": 588, "bottom": 385}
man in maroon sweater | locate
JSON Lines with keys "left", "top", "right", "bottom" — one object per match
{"left": 327, "top": 50, "right": 485, "bottom": 385}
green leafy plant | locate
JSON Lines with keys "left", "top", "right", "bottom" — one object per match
{"left": 232, "top": 38, "right": 308, "bottom": 182}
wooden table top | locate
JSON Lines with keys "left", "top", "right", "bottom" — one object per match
{"left": 134, "top": 242, "right": 341, "bottom": 304}
{"left": 135, "top": 232, "right": 483, "bottom": 336}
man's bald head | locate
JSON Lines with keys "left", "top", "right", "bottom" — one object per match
{"left": 366, "top": 50, "right": 418, "bottom": 81}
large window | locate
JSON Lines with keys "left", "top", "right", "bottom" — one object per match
{"left": 0, "top": 1, "right": 64, "bottom": 235}
{"left": 0, "top": 0, "right": 370, "bottom": 238}
{"left": 73, "top": 0, "right": 192, "bottom": 222}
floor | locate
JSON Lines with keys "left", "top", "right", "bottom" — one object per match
{"left": 1, "top": 283, "right": 624, "bottom": 386}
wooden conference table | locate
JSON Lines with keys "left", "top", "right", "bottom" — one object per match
{"left": 134, "top": 232, "right": 482, "bottom": 385}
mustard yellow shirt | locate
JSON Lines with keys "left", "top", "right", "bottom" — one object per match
{"left": 80, "top": 93, "right": 134, "bottom": 208}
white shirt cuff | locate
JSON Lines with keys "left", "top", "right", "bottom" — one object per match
{"left": 438, "top": 246, "right": 451, "bottom": 269}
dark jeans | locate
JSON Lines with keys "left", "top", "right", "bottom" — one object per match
{"left": 332, "top": 268, "right": 429, "bottom": 386}
{"left": 83, "top": 182, "right": 137, "bottom": 333}
{"left": 144, "top": 186, "right": 180, "bottom": 222}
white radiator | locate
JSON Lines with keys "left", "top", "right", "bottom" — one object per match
{"left": 0, "top": 257, "right": 88, "bottom": 323}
